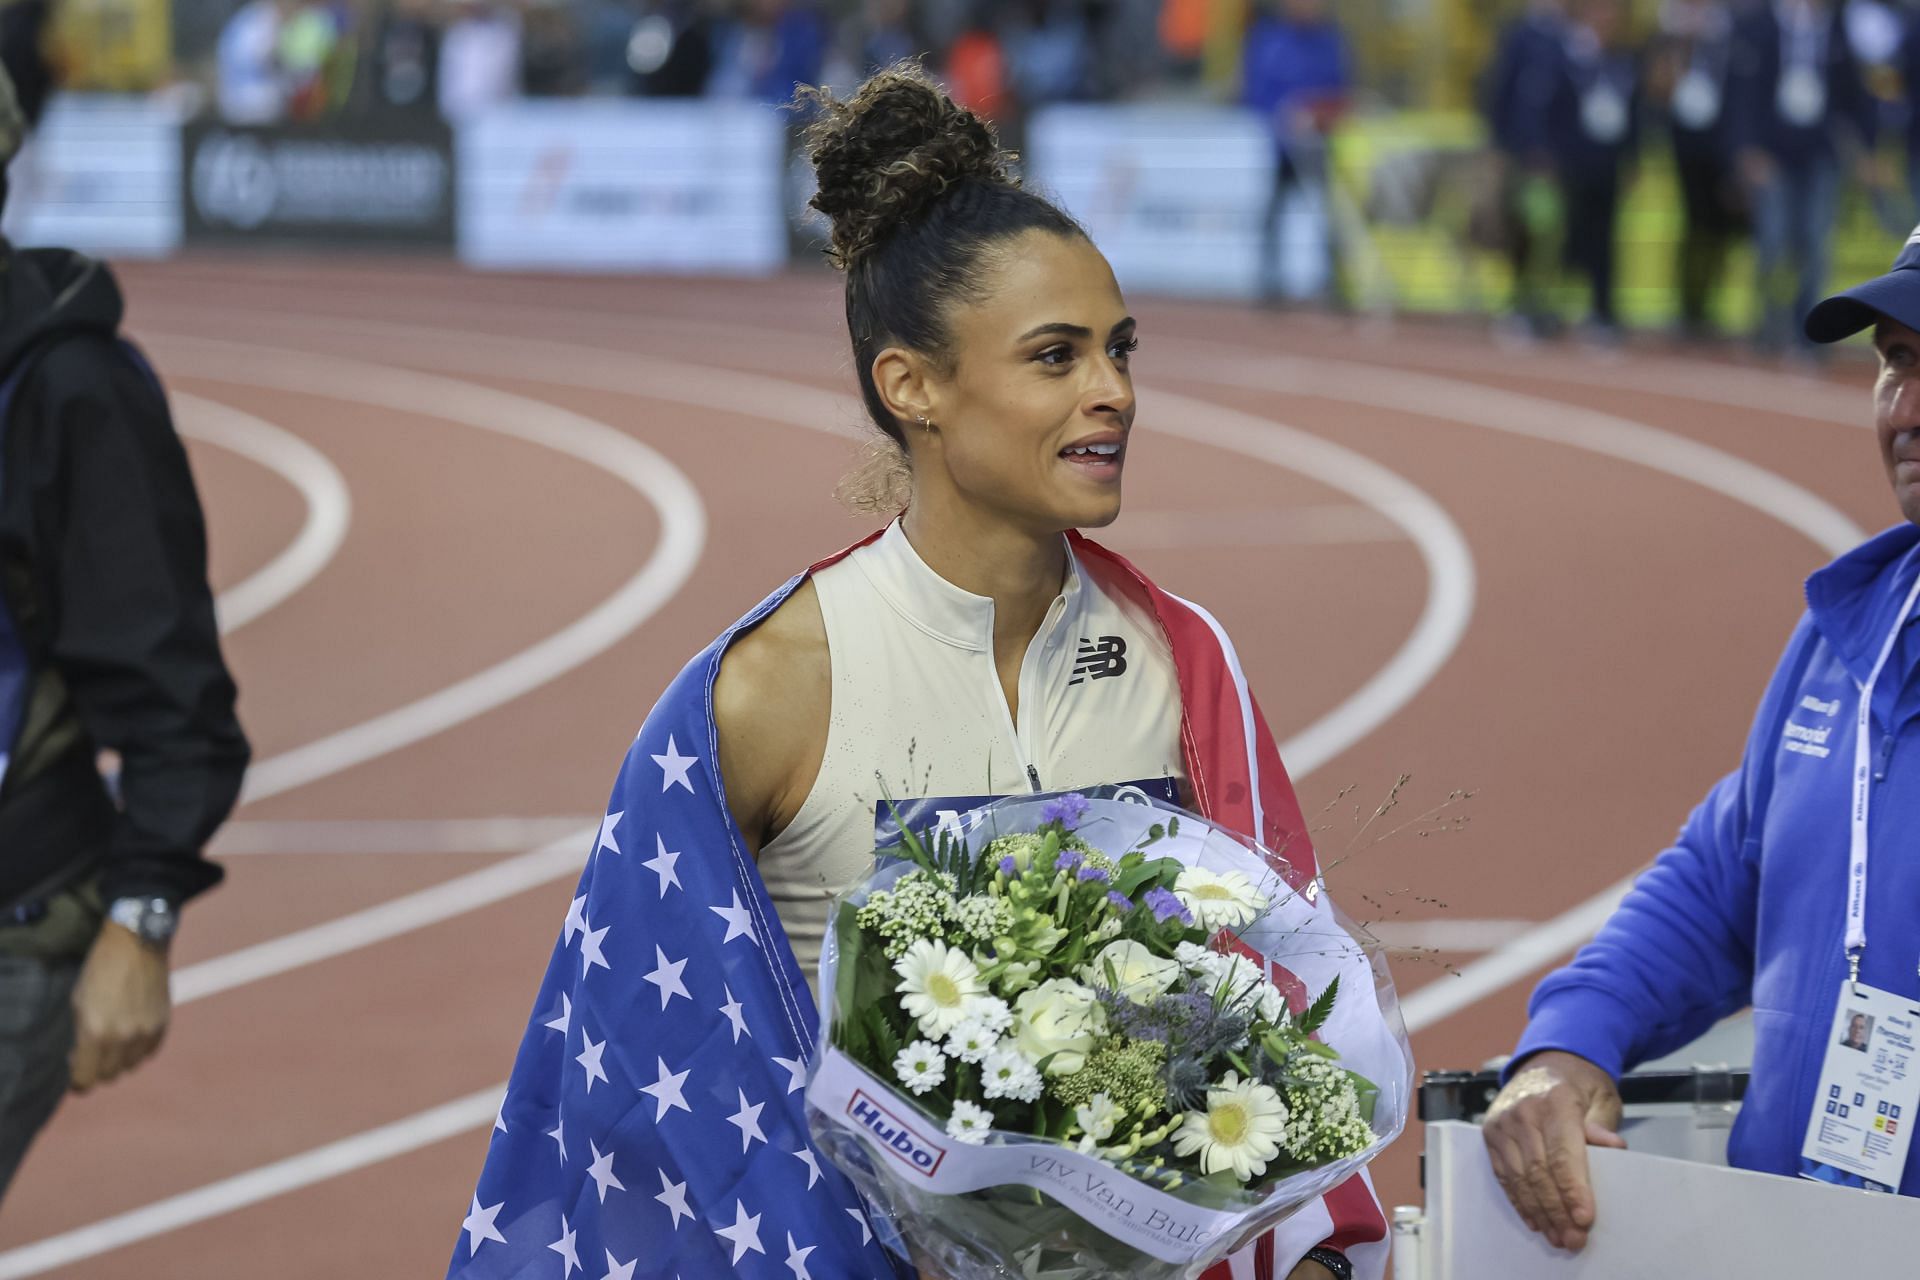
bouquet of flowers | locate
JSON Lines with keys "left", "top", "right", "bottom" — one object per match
{"left": 805, "top": 788, "right": 1413, "bottom": 1279}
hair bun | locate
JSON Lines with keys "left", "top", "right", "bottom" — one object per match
{"left": 801, "top": 64, "right": 1015, "bottom": 269}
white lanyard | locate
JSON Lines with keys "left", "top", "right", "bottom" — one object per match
{"left": 1846, "top": 570, "right": 1920, "bottom": 984}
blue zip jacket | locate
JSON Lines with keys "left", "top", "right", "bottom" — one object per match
{"left": 1512, "top": 522, "right": 1920, "bottom": 1193}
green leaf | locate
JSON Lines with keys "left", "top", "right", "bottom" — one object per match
{"left": 1115, "top": 856, "right": 1183, "bottom": 899}
{"left": 1299, "top": 975, "right": 1340, "bottom": 1036}
{"left": 1167, "top": 816, "right": 1180, "bottom": 838}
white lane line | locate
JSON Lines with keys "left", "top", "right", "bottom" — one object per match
{"left": 155, "top": 314, "right": 1471, "bottom": 786}
{"left": 1401, "top": 879, "right": 1636, "bottom": 1032}
{"left": 1173, "top": 348, "right": 1867, "bottom": 559}
{"left": 145, "top": 336, "right": 709, "bottom": 805}
{"left": 174, "top": 392, "right": 351, "bottom": 634}
{"left": 1170, "top": 350, "right": 1866, "bottom": 1033}
{"left": 171, "top": 827, "right": 592, "bottom": 1004}
{"left": 1107, "top": 504, "right": 1404, "bottom": 549}
{"left": 1368, "top": 918, "right": 1536, "bottom": 953}
{"left": 210, "top": 817, "right": 597, "bottom": 856}
{"left": 0, "top": 1086, "right": 503, "bottom": 1280}
{"left": 1145, "top": 387, "right": 1476, "bottom": 781}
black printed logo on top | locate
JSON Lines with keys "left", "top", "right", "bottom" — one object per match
{"left": 1069, "top": 636, "right": 1128, "bottom": 686}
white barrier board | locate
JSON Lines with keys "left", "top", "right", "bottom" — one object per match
{"left": 1420, "top": 1119, "right": 1920, "bottom": 1278}
{"left": 5, "top": 94, "right": 183, "bottom": 258}
{"left": 1025, "top": 105, "right": 1271, "bottom": 300}
{"left": 458, "top": 100, "right": 787, "bottom": 273}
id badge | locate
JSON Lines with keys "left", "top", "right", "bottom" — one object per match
{"left": 1799, "top": 981, "right": 1920, "bottom": 1193}
{"left": 1672, "top": 69, "right": 1721, "bottom": 130}
{"left": 1581, "top": 85, "right": 1629, "bottom": 144}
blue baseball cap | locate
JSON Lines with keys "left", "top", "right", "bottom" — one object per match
{"left": 1806, "top": 228, "right": 1920, "bottom": 343}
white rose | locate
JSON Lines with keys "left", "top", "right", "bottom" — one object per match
{"left": 1079, "top": 939, "right": 1183, "bottom": 1004}
{"left": 1012, "top": 978, "right": 1108, "bottom": 1075}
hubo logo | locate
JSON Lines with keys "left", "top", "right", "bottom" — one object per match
{"left": 191, "top": 133, "right": 277, "bottom": 231}
{"left": 1069, "top": 636, "right": 1128, "bottom": 686}
{"left": 848, "top": 1090, "right": 946, "bottom": 1177}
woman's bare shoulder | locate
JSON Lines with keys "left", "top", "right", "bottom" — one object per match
{"left": 713, "top": 580, "right": 831, "bottom": 850}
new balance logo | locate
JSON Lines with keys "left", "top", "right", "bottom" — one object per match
{"left": 1069, "top": 636, "right": 1128, "bottom": 686}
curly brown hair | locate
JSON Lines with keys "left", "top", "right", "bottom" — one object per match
{"left": 796, "top": 63, "right": 1086, "bottom": 513}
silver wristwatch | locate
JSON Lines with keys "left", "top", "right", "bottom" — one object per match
{"left": 107, "top": 896, "right": 178, "bottom": 947}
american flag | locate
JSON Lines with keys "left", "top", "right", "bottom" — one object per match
{"left": 447, "top": 534, "right": 1389, "bottom": 1280}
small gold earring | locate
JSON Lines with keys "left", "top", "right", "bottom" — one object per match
{"left": 915, "top": 414, "right": 935, "bottom": 431}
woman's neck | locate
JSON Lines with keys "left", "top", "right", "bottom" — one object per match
{"left": 899, "top": 499, "right": 1068, "bottom": 649}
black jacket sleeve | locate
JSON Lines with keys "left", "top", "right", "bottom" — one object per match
{"left": 30, "top": 338, "right": 247, "bottom": 905}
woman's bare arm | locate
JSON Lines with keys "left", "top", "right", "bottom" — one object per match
{"left": 713, "top": 581, "right": 832, "bottom": 856}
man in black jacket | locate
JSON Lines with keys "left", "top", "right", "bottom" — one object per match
{"left": 0, "top": 67, "right": 248, "bottom": 1197}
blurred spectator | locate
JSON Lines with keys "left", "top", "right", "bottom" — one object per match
{"left": 942, "top": 6, "right": 1009, "bottom": 121}
{"left": 852, "top": 0, "right": 916, "bottom": 76}
{"left": 1547, "top": 0, "right": 1640, "bottom": 342}
{"left": 0, "top": 0, "right": 51, "bottom": 126}
{"left": 370, "top": 0, "right": 439, "bottom": 112}
{"left": 1481, "top": 0, "right": 1567, "bottom": 339}
{"left": 1652, "top": 0, "right": 1742, "bottom": 340}
{"left": 1901, "top": 5, "right": 1920, "bottom": 222}
{"left": 277, "top": 0, "right": 352, "bottom": 119}
{"left": 624, "top": 0, "right": 720, "bottom": 97}
{"left": 216, "top": 0, "right": 291, "bottom": 123}
{"left": 1004, "top": 0, "right": 1090, "bottom": 110}
{"left": 1241, "top": 0, "right": 1350, "bottom": 305}
{"left": 706, "top": 0, "right": 827, "bottom": 104}
{"left": 438, "top": 0, "right": 521, "bottom": 122}
{"left": 1729, "top": 0, "right": 1881, "bottom": 356}
{"left": 522, "top": 0, "right": 585, "bottom": 95}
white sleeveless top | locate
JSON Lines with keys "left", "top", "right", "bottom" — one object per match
{"left": 761, "top": 522, "right": 1186, "bottom": 988}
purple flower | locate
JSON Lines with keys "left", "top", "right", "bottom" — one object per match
{"left": 1107, "top": 891, "right": 1134, "bottom": 911}
{"left": 1144, "top": 887, "right": 1194, "bottom": 926}
{"left": 1077, "top": 866, "right": 1112, "bottom": 884}
{"left": 1041, "top": 793, "right": 1091, "bottom": 829}
{"left": 998, "top": 855, "right": 1017, "bottom": 876}
{"left": 1054, "top": 849, "right": 1084, "bottom": 873}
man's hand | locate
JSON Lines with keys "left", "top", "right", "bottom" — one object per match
{"left": 1482, "top": 1051, "right": 1625, "bottom": 1251}
{"left": 69, "top": 922, "right": 171, "bottom": 1093}
{"left": 1738, "top": 147, "right": 1776, "bottom": 192}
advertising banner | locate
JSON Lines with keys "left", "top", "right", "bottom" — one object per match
{"left": 458, "top": 100, "right": 786, "bottom": 273}
{"left": 184, "top": 115, "right": 455, "bottom": 246}
{"left": 5, "top": 94, "right": 184, "bottom": 258}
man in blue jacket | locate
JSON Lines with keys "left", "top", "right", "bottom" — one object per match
{"left": 1482, "top": 235, "right": 1920, "bottom": 1248}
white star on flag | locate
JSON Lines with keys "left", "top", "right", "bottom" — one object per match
{"left": 640, "top": 1056, "right": 692, "bottom": 1121}
{"left": 643, "top": 834, "right": 682, "bottom": 896}
{"left": 579, "top": 918, "right": 612, "bottom": 979}
{"left": 596, "top": 1250, "right": 638, "bottom": 1280}
{"left": 542, "top": 992, "right": 572, "bottom": 1037}
{"left": 548, "top": 1214, "right": 582, "bottom": 1278}
{"left": 655, "top": 1169, "right": 694, "bottom": 1229}
{"left": 786, "top": 1233, "right": 817, "bottom": 1280}
{"left": 562, "top": 894, "right": 588, "bottom": 946}
{"left": 727, "top": 1089, "right": 766, "bottom": 1153}
{"left": 643, "top": 946, "right": 691, "bottom": 1009}
{"left": 652, "top": 736, "right": 698, "bottom": 793}
{"left": 586, "top": 1140, "right": 626, "bottom": 1204}
{"left": 493, "top": 1096, "right": 508, "bottom": 1134}
{"left": 547, "top": 1118, "right": 566, "bottom": 1164}
{"left": 576, "top": 1028, "right": 609, "bottom": 1093}
{"left": 772, "top": 1054, "right": 808, "bottom": 1095}
{"left": 713, "top": 1199, "right": 765, "bottom": 1264}
{"left": 597, "top": 811, "right": 624, "bottom": 859}
{"left": 461, "top": 1196, "right": 507, "bottom": 1256}
{"left": 718, "top": 985, "right": 750, "bottom": 1042}
{"left": 710, "top": 889, "right": 758, "bottom": 946}
{"left": 846, "top": 1207, "right": 872, "bottom": 1246}
{"left": 791, "top": 1147, "right": 821, "bottom": 1190}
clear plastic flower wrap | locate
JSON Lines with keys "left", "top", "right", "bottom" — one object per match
{"left": 804, "top": 788, "right": 1414, "bottom": 1280}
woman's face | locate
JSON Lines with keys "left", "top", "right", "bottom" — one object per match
{"left": 912, "top": 230, "right": 1138, "bottom": 534}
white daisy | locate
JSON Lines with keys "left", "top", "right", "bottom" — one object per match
{"left": 893, "top": 939, "right": 986, "bottom": 1038}
{"left": 946, "top": 1100, "right": 995, "bottom": 1145}
{"left": 945, "top": 1019, "right": 998, "bottom": 1064}
{"left": 1175, "top": 940, "right": 1215, "bottom": 972}
{"left": 1074, "top": 1092, "right": 1122, "bottom": 1143}
{"left": 1172, "top": 867, "right": 1269, "bottom": 932}
{"left": 1170, "top": 1072, "right": 1288, "bottom": 1182}
{"left": 973, "top": 995, "right": 1014, "bottom": 1036}
{"left": 893, "top": 1040, "right": 948, "bottom": 1095}
{"left": 981, "top": 1045, "right": 1044, "bottom": 1103}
